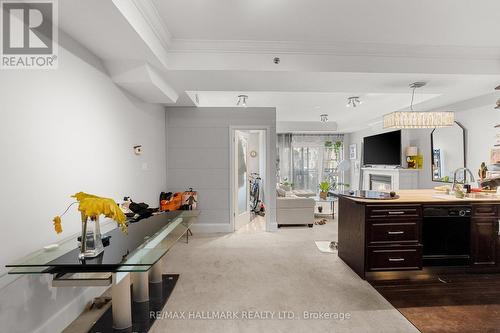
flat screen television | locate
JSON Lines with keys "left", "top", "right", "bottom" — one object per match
{"left": 363, "top": 130, "right": 401, "bottom": 166}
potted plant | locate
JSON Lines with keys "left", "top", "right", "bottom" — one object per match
{"left": 333, "top": 141, "right": 343, "bottom": 160}
{"left": 319, "top": 181, "right": 330, "bottom": 199}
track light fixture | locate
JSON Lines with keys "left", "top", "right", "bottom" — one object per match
{"left": 346, "top": 96, "right": 362, "bottom": 108}
{"left": 237, "top": 95, "right": 248, "bottom": 107}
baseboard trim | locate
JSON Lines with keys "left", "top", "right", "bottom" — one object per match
{"left": 190, "top": 223, "right": 232, "bottom": 233}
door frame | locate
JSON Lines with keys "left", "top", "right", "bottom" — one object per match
{"left": 229, "top": 126, "right": 271, "bottom": 232}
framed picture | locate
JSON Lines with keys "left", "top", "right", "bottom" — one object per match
{"left": 491, "top": 147, "right": 500, "bottom": 164}
{"left": 349, "top": 144, "right": 357, "bottom": 160}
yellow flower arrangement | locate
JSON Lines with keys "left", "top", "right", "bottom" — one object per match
{"left": 53, "top": 192, "right": 127, "bottom": 234}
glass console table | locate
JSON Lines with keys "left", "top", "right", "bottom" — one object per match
{"left": 6, "top": 210, "right": 199, "bottom": 330}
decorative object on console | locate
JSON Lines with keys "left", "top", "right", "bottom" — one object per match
{"left": 384, "top": 82, "right": 455, "bottom": 129}
{"left": 405, "top": 146, "right": 418, "bottom": 169}
{"left": 181, "top": 188, "right": 198, "bottom": 210}
{"left": 52, "top": 192, "right": 127, "bottom": 259}
{"left": 478, "top": 162, "right": 488, "bottom": 181}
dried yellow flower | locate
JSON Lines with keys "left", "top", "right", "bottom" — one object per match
{"left": 52, "top": 192, "right": 128, "bottom": 235}
{"left": 53, "top": 216, "right": 62, "bottom": 234}
{"left": 72, "top": 192, "right": 127, "bottom": 233}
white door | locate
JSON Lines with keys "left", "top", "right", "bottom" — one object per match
{"left": 234, "top": 131, "right": 250, "bottom": 230}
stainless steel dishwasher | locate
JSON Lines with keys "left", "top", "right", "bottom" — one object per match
{"left": 422, "top": 206, "right": 471, "bottom": 266}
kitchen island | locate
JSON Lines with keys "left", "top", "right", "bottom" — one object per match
{"left": 336, "top": 189, "right": 500, "bottom": 280}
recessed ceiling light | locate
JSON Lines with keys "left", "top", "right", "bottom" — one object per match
{"left": 346, "top": 96, "right": 362, "bottom": 108}
{"left": 237, "top": 95, "right": 248, "bottom": 107}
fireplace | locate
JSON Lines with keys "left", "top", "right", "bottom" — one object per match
{"left": 370, "top": 174, "right": 392, "bottom": 191}
{"left": 362, "top": 167, "right": 418, "bottom": 191}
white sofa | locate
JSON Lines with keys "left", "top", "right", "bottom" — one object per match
{"left": 277, "top": 196, "right": 315, "bottom": 227}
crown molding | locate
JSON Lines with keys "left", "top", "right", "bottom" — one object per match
{"left": 169, "top": 39, "right": 500, "bottom": 60}
{"left": 130, "top": 0, "right": 172, "bottom": 49}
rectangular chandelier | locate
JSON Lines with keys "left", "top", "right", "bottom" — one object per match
{"left": 383, "top": 111, "right": 455, "bottom": 129}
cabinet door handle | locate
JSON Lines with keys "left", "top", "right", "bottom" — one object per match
{"left": 388, "top": 231, "right": 404, "bottom": 235}
{"left": 388, "top": 211, "right": 405, "bottom": 215}
{"left": 498, "top": 219, "right": 500, "bottom": 236}
{"left": 388, "top": 258, "right": 405, "bottom": 262}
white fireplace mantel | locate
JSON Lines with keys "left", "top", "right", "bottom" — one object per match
{"left": 361, "top": 167, "right": 419, "bottom": 191}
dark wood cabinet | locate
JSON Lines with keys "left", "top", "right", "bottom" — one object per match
{"left": 367, "top": 246, "right": 422, "bottom": 271}
{"left": 338, "top": 196, "right": 500, "bottom": 280}
{"left": 365, "top": 204, "right": 423, "bottom": 273}
{"left": 471, "top": 218, "right": 497, "bottom": 266}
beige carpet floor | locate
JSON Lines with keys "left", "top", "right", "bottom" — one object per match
{"left": 151, "top": 217, "right": 419, "bottom": 333}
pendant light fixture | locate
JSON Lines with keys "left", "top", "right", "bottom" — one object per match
{"left": 320, "top": 114, "right": 328, "bottom": 122}
{"left": 383, "top": 82, "right": 454, "bottom": 129}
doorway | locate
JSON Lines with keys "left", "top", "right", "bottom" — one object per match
{"left": 231, "top": 128, "right": 268, "bottom": 232}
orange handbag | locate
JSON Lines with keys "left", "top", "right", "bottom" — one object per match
{"left": 160, "top": 192, "right": 183, "bottom": 211}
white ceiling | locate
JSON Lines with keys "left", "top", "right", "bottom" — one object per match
{"left": 57, "top": 0, "right": 500, "bottom": 133}
{"left": 189, "top": 91, "right": 441, "bottom": 132}
{"left": 153, "top": 0, "right": 500, "bottom": 47}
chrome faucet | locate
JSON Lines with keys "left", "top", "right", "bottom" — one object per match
{"left": 452, "top": 167, "right": 476, "bottom": 192}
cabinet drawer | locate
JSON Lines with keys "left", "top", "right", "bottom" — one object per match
{"left": 367, "top": 205, "right": 421, "bottom": 219}
{"left": 367, "top": 221, "right": 419, "bottom": 244}
{"left": 473, "top": 205, "right": 498, "bottom": 217}
{"left": 367, "top": 246, "right": 422, "bottom": 271}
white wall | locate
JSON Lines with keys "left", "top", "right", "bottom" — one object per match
{"left": 166, "top": 107, "right": 277, "bottom": 232}
{"left": 0, "top": 32, "right": 167, "bottom": 333}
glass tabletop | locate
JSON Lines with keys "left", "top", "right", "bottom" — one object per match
{"left": 6, "top": 210, "right": 198, "bottom": 274}
{"left": 313, "top": 196, "right": 337, "bottom": 202}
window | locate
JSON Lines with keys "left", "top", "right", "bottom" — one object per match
{"left": 277, "top": 134, "right": 344, "bottom": 192}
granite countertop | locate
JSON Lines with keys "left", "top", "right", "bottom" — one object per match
{"left": 338, "top": 189, "right": 500, "bottom": 204}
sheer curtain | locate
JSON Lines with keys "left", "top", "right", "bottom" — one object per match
{"left": 277, "top": 133, "right": 292, "bottom": 182}
{"left": 277, "top": 134, "right": 344, "bottom": 192}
